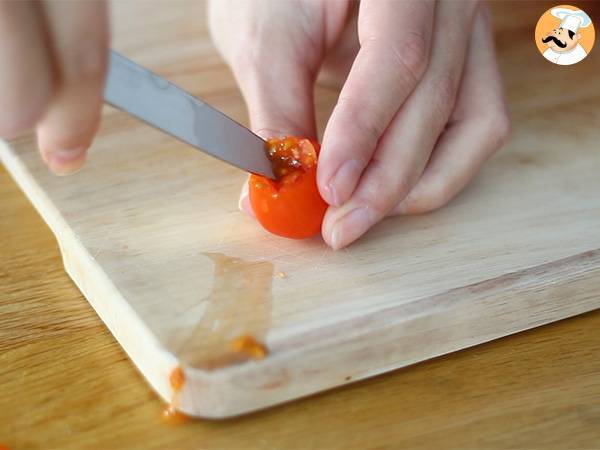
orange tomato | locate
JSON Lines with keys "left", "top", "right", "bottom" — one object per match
{"left": 249, "top": 137, "right": 327, "bottom": 239}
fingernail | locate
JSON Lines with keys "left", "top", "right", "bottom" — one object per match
{"left": 328, "top": 159, "right": 363, "bottom": 207}
{"left": 238, "top": 180, "right": 255, "bottom": 217}
{"left": 330, "top": 206, "right": 374, "bottom": 250}
{"left": 330, "top": 227, "right": 341, "bottom": 250}
{"left": 239, "top": 194, "right": 255, "bottom": 217}
{"left": 238, "top": 183, "right": 249, "bottom": 210}
{"left": 47, "top": 148, "right": 86, "bottom": 176}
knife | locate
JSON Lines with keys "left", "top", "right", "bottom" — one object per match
{"left": 103, "top": 50, "right": 275, "bottom": 179}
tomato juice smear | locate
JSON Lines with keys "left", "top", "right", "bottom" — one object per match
{"left": 160, "top": 337, "right": 267, "bottom": 424}
{"left": 161, "top": 366, "right": 188, "bottom": 424}
{"left": 230, "top": 335, "right": 268, "bottom": 359}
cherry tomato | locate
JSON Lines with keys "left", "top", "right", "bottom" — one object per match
{"left": 249, "top": 136, "right": 327, "bottom": 239}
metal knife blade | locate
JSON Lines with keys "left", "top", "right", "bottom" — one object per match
{"left": 103, "top": 50, "right": 275, "bottom": 179}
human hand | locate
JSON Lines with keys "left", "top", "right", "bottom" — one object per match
{"left": 210, "top": 0, "right": 510, "bottom": 249}
{"left": 0, "top": 0, "right": 109, "bottom": 175}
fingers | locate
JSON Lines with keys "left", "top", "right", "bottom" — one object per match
{"left": 234, "top": 59, "right": 318, "bottom": 216}
{"left": 232, "top": 39, "right": 322, "bottom": 214}
{"left": 0, "top": 1, "right": 109, "bottom": 175}
{"left": 0, "top": 2, "right": 53, "bottom": 138}
{"left": 36, "top": 0, "right": 109, "bottom": 175}
{"left": 210, "top": 0, "right": 325, "bottom": 140}
{"left": 393, "top": 6, "right": 510, "bottom": 215}
{"left": 317, "top": 0, "right": 435, "bottom": 207}
{"left": 322, "top": 1, "right": 478, "bottom": 249}
{"left": 318, "top": 2, "right": 359, "bottom": 90}
{"left": 215, "top": 2, "right": 327, "bottom": 216}
{"left": 235, "top": 63, "right": 318, "bottom": 140}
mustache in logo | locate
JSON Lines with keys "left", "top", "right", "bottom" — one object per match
{"left": 542, "top": 35, "right": 567, "bottom": 48}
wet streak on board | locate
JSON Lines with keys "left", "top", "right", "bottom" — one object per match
{"left": 176, "top": 253, "right": 273, "bottom": 370}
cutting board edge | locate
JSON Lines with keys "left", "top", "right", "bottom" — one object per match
{"left": 176, "top": 248, "right": 600, "bottom": 418}
{"left": 0, "top": 140, "right": 180, "bottom": 406}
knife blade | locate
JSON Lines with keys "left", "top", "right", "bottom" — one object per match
{"left": 103, "top": 50, "right": 275, "bottom": 179}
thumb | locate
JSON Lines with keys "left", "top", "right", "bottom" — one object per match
{"left": 233, "top": 59, "right": 318, "bottom": 215}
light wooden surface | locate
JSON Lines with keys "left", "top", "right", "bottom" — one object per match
{"left": 6, "top": 0, "right": 600, "bottom": 417}
{"left": 2, "top": 0, "right": 600, "bottom": 446}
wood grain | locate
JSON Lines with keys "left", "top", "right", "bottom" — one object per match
{"left": 1, "top": 0, "right": 600, "bottom": 447}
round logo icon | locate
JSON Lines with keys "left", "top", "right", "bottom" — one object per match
{"left": 535, "top": 4, "right": 595, "bottom": 65}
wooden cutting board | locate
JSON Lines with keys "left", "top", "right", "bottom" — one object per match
{"left": 2, "top": 1, "right": 599, "bottom": 419}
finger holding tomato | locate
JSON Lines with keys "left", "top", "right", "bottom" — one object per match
{"left": 210, "top": 0, "right": 510, "bottom": 249}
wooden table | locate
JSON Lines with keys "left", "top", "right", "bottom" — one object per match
{"left": 1, "top": 1, "right": 599, "bottom": 448}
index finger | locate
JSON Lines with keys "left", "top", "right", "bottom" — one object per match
{"left": 317, "top": 0, "right": 435, "bottom": 207}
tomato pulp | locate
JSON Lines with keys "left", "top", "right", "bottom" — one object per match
{"left": 249, "top": 136, "right": 328, "bottom": 239}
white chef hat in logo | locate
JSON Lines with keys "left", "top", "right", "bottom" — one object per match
{"left": 551, "top": 7, "right": 592, "bottom": 33}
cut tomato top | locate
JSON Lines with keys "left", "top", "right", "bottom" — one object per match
{"left": 249, "top": 136, "right": 327, "bottom": 239}
{"left": 265, "top": 136, "right": 318, "bottom": 179}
